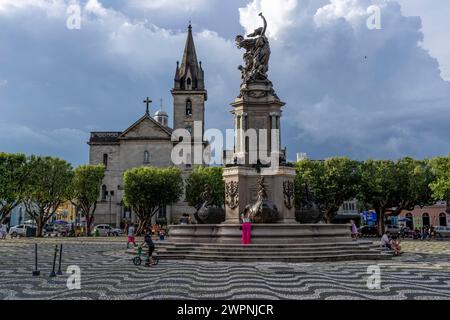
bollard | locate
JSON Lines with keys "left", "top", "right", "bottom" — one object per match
{"left": 49, "top": 244, "right": 58, "bottom": 277}
{"left": 32, "top": 243, "right": 40, "bottom": 276}
{"left": 57, "top": 244, "right": 63, "bottom": 275}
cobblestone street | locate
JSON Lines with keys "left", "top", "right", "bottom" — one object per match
{"left": 1, "top": 238, "right": 449, "bottom": 300}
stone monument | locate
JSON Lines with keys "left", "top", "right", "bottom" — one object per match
{"left": 168, "top": 14, "right": 353, "bottom": 244}
{"left": 223, "top": 12, "right": 296, "bottom": 224}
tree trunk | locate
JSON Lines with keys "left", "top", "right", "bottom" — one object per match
{"left": 0, "top": 206, "right": 14, "bottom": 224}
{"left": 0, "top": 213, "right": 8, "bottom": 225}
{"left": 374, "top": 206, "right": 381, "bottom": 236}
{"left": 86, "top": 214, "right": 94, "bottom": 236}
{"left": 137, "top": 215, "right": 153, "bottom": 235}
{"left": 374, "top": 206, "right": 386, "bottom": 237}
{"left": 136, "top": 219, "right": 146, "bottom": 236}
{"left": 36, "top": 217, "right": 44, "bottom": 237}
{"left": 380, "top": 208, "right": 386, "bottom": 237}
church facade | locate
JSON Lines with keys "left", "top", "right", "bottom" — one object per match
{"left": 88, "top": 24, "right": 207, "bottom": 227}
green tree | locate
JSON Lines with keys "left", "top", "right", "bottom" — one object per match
{"left": 295, "top": 157, "right": 361, "bottom": 223}
{"left": 123, "top": 167, "right": 183, "bottom": 234}
{"left": 429, "top": 154, "right": 450, "bottom": 203}
{"left": 358, "top": 157, "right": 433, "bottom": 234}
{"left": 70, "top": 164, "right": 106, "bottom": 236}
{"left": 0, "top": 153, "right": 30, "bottom": 223}
{"left": 22, "top": 156, "right": 73, "bottom": 237}
{"left": 185, "top": 166, "right": 224, "bottom": 208}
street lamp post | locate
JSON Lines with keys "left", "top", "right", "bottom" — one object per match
{"left": 109, "top": 190, "right": 115, "bottom": 227}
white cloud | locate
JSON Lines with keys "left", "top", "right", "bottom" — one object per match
{"left": 238, "top": 0, "right": 450, "bottom": 160}
{"left": 1, "top": 0, "right": 450, "bottom": 165}
{"left": 396, "top": 0, "right": 450, "bottom": 81}
{"left": 314, "top": 0, "right": 370, "bottom": 25}
{"left": 84, "top": 0, "right": 107, "bottom": 17}
{"left": 239, "top": 0, "right": 297, "bottom": 39}
{"left": 127, "top": 0, "right": 209, "bottom": 12}
{"left": 0, "top": 0, "right": 66, "bottom": 16}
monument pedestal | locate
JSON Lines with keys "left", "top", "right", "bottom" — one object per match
{"left": 168, "top": 223, "right": 352, "bottom": 244}
{"left": 223, "top": 165, "right": 296, "bottom": 224}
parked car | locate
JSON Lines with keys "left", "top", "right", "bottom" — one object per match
{"left": 359, "top": 225, "right": 378, "bottom": 237}
{"left": 93, "top": 224, "right": 122, "bottom": 236}
{"left": 434, "top": 226, "right": 450, "bottom": 238}
{"left": 385, "top": 224, "right": 400, "bottom": 235}
{"left": 8, "top": 224, "right": 28, "bottom": 237}
{"left": 44, "top": 223, "right": 56, "bottom": 233}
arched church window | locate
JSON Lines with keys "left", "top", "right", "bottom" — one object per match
{"left": 439, "top": 213, "right": 447, "bottom": 226}
{"left": 186, "top": 126, "right": 193, "bottom": 134}
{"left": 186, "top": 99, "right": 192, "bottom": 116}
{"left": 103, "top": 153, "right": 108, "bottom": 168}
{"left": 186, "top": 78, "right": 192, "bottom": 90}
{"left": 143, "top": 151, "right": 150, "bottom": 164}
{"left": 101, "top": 185, "right": 107, "bottom": 201}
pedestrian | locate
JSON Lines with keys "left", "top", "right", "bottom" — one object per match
{"left": 350, "top": 220, "right": 358, "bottom": 240}
{"left": 141, "top": 229, "right": 156, "bottom": 267}
{"left": 380, "top": 231, "right": 391, "bottom": 249}
{"left": 179, "top": 213, "right": 189, "bottom": 225}
{"left": 1, "top": 222, "right": 8, "bottom": 239}
{"left": 241, "top": 207, "right": 252, "bottom": 245}
{"left": 421, "top": 226, "right": 428, "bottom": 240}
{"left": 159, "top": 228, "right": 165, "bottom": 241}
{"left": 389, "top": 235, "right": 402, "bottom": 256}
{"left": 127, "top": 223, "right": 137, "bottom": 249}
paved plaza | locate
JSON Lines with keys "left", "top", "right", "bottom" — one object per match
{"left": 1, "top": 238, "right": 450, "bottom": 300}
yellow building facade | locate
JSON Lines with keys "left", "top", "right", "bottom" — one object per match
{"left": 55, "top": 201, "right": 78, "bottom": 223}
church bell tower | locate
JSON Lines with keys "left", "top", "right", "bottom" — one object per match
{"left": 172, "top": 23, "right": 207, "bottom": 139}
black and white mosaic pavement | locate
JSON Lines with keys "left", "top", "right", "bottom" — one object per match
{"left": 1, "top": 239, "right": 449, "bottom": 300}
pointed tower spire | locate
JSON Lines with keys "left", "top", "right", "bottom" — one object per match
{"left": 174, "top": 22, "right": 204, "bottom": 91}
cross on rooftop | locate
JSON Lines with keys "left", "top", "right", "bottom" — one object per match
{"left": 143, "top": 97, "right": 152, "bottom": 115}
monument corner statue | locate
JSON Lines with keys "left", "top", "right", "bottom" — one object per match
{"left": 194, "top": 184, "right": 225, "bottom": 224}
{"left": 248, "top": 177, "right": 279, "bottom": 223}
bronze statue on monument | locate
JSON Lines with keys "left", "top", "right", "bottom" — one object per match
{"left": 194, "top": 184, "right": 225, "bottom": 224}
{"left": 235, "top": 13, "right": 278, "bottom": 99}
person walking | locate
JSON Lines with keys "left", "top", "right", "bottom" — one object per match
{"left": 350, "top": 220, "right": 358, "bottom": 240}
{"left": 127, "top": 223, "right": 137, "bottom": 249}
{"left": 0, "top": 224, "right": 5, "bottom": 240}
{"left": 1, "top": 222, "right": 8, "bottom": 239}
{"left": 241, "top": 208, "right": 252, "bottom": 245}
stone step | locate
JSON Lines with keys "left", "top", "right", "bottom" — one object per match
{"left": 156, "top": 252, "right": 391, "bottom": 262}
{"left": 159, "top": 246, "right": 377, "bottom": 253}
{"left": 139, "top": 240, "right": 390, "bottom": 262}
{"left": 156, "top": 241, "right": 375, "bottom": 248}
{"left": 159, "top": 249, "right": 383, "bottom": 257}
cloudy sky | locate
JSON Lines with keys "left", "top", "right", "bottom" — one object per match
{"left": 0, "top": 0, "right": 450, "bottom": 166}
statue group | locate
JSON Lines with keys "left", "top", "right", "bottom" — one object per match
{"left": 236, "top": 13, "right": 271, "bottom": 84}
{"left": 195, "top": 184, "right": 225, "bottom": 224}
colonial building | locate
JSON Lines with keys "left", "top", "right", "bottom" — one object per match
{"left": 88, "top": 24, "right": 207, "bottom": 227}
{"left": 397, "top": 202, "right": 450, "bottom": 229}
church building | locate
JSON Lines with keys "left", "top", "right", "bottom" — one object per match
{"left": 88, "top": 24, "right": 207, "bottom": 227}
